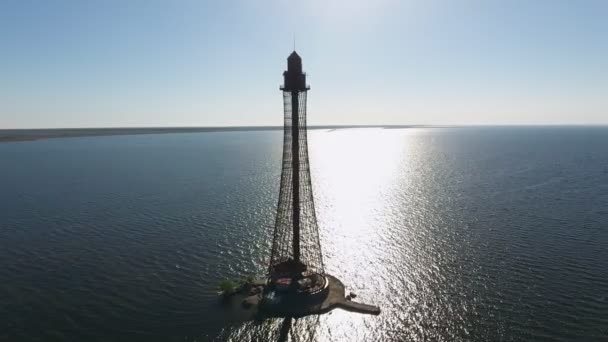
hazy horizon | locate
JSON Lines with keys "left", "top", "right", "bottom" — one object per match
{"left": 1, "top": 0, "right": 607, "bottom": 128}
{"left": 4, "top": 122, "right": 608, "bottom": 131}
{"left": 3, "top": 123, "right": 608, "bottom": 132}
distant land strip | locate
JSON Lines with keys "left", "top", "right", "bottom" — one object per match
{"left": 0, "top": 125, "right": 428, "bottom": 143}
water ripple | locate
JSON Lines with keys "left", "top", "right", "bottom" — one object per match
{"left": 1, "top": 128, "right": 607, "bottom": 341}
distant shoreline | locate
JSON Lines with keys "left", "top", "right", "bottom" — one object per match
{"left": 0, "top": 125, "right": 425, "bottom": 143}
{"left": 2, "top": 125, "right": 603, "bottom": 143}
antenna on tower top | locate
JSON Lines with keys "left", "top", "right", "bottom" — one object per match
{"left": 293, "top": 33, "right": 296, "bottom": 51}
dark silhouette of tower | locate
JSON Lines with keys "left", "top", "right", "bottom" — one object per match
{"left": 260, "top": 52, "right": 380, "bottom": 317}
{"left": 269, "top": 52, "right": 324, "bottom": 278}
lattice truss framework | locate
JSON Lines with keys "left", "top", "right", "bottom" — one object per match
{"left": 269, "top": 90, "right": 324, "bottom": 276}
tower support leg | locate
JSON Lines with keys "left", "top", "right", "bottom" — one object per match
{"left": 291, "top": 90, "right": 300, "bottom": 262}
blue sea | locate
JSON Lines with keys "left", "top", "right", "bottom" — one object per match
{"left": 1, "top": 127, "right": 607, "bottom": 341}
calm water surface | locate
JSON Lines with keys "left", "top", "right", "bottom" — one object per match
{"left": 1, "top": 127, "right": 607, "bottom": 341}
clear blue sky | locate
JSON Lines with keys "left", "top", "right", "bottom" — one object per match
{"left": 1, "top": 0, "right": 607, "bottom": 128}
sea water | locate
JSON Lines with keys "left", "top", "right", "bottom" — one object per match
{"left": 1, "top": 127, "right": 607, "bottom": 341}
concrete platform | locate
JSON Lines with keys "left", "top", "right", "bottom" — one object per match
{"left": 259, "top": 274, "right": 380, "bottom": 317}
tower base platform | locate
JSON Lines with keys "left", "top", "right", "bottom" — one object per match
{"left": 258, "top": 274, "right": 380, "bottom": 318}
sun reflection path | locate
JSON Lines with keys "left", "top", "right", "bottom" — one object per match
{"left": 302, "top": 127, "right": 486, "bottom": 341}
{"left": 308, "top": 128, "right": 416, "bottom": 340}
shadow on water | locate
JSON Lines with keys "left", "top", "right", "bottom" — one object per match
{"left": 277, "top": 317, "right": 292, "bottom": 342}
{"left": 218, "top": 315, "right": 320, "bottom": 342}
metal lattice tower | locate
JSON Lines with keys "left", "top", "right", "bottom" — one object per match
{"left": 269, "top": 52, "right": 324, "bottom": 278}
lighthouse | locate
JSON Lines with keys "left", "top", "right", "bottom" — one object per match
{"left": 269, "top": 51, "right": 324, "bottom": 278}
{"left": 261, "top": 51, "right": 379, "bottom": 317}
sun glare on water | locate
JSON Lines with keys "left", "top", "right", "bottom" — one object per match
{"left": 305, "top": 128, "right": 416, "bottom": 340}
